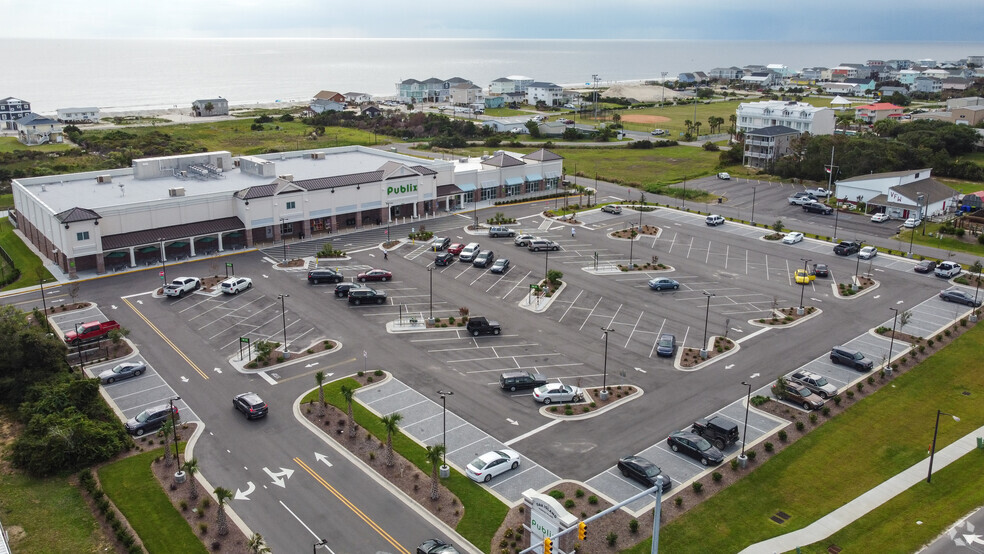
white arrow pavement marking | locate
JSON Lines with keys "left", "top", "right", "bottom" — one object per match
{"left": 725, "top": 364, "right": 735, "bottom": 369}
{"left": 262, "top": 274, "right": 269, "bottom": 279}
{"left": 875, "top": 268, "right": 885, "bottom": 272}
{"left": 897, "top": 300, "right": 904, "bottom": 304}
{"left": 181, "top": 376, "right": 189, "bottom": 383}
{"left": 750, "top": 373, "right": 761, "bottom": 379}
{"left": 305, "top": 362, "right": 319, "bottom": 368}
{"left": 262, "top": 467, "right": 295, "bottom": 488}
{"left": 730, "top": 327, "right": 744, "bottom": 333}
{"left": 506, "top": 418, "right": 519, "bottom": 426}
{"left": 873, "top": 295, "right": 880, "bottom": 299}
{"left": 963, "top": 534, "right": 984, "bottom": 545}
{"left": 315, "top": 453, "right": 333, "bottom": 467}
{"left": 111, "top": 305, "right": 118, "bottom": 310}
{"left": 214, "top": 367, "right": 222, "bottom": 374}
{"left": 136, "top": 300, "right": 143, "bottom": 304}
{"left": 634, "top": 367, "right": 647, "bottom": 373}
{"left": 809, "top": 298, "right": 823, "bottom": 303}
{"left": 234, "top": 481, "right": 255, "bottom": 501}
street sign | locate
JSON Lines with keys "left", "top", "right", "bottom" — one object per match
{"left": 159, "top": 271, "right": 164, "bottom": 276}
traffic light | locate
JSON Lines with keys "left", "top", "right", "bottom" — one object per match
{"left": 578, "top": 521, "right": 588, "bottom": 541}
{"left": 543, "top": 537, "right": 552, "bottom": 554}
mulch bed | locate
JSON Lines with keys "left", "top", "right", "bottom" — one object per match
{"left": 541, "top": 385, "right": 639, "bottom": 417}
{"left": 756, "top": 306, "right": 819, "bottom": 326}
{"left": 611, "top": 225, "right": 660, "bottom": 239}
{"left": 245, "top": 339, "right": 337, "bottom": 369}
{"left": 275, "top": 258, "right": 307, "bottom": 268}
{"left": 679, "top": 337, "right": 736, "bottom": 368}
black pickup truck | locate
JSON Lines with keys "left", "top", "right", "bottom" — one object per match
{"left": 691, "top": 415, "right": 740, "bottom": 450}
{"left": 833, "top": 240, "right": 862, "bottom": 256}
{"left": 803, "top": 202, "right": 833, "bottom": 215}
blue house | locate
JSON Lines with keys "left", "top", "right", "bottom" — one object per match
{"left": 485, "top": 96, "right": 505, "bottom": 109}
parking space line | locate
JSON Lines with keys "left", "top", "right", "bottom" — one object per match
{"left": 421, "top": 422, "right": 470, "bottom": 444}
{"left": 577, "top": 297, "right": 603, "bottom": 331}
{"left": 112, "top": 383, "right": 170, "bottom": 400}
{"left": 503, "top": 418, "right": 562, "bottom": 447}
{"left": 764, "top": 254, "right": 770, "bottom": 280}
{"left": 447, "top": 352, "right": 561, "bottom": 363}
{"left": 624, "top": 311, "right": 644, "bottom": 348}
{"left": 653, "top": 443, "right": 707, "bottom": 470}
{"left": 603, "top": 304, "right": 623, "bottom": 330}
{"left": 487, "top": 464, "right": 539, "bottom": 489}
{"left": 448, "top": 436, "right": 492, "bottom": 456}
{"left": 686, "top": 236, "right": 694, "bottom": 259}
{"left": 705, "top": 241, "right": 712, "bottom": 264}
{"left": 467, "top": 362, "right": 587, "bottom": 376}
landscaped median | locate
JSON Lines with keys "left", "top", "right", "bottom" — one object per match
{"left": 623, "top": 321, "right": 984, "bottom": 554}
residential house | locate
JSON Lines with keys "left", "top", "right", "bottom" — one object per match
{"left": 693, "top": 71, "right": 709, "bottom": 82}
{"left": 766, "top": 64, "right": 792, "bottom": 77}
{"left": 14, "top": 113, "right": 63, "bottom": 145}
{"left": 309, "top": 99, "right": 346, "bottom": 114}
{"left": 917, "top": 58, "right": 938, "bottom": 68}
{"left": 886, "top": 59, "right": 915, "bottom": 70}
{"left": 396, "top": 77, "right": 470, "bottom": 103}
{"left": 450, "top": 83, "right": 484, "bottom": 106}
{"left": 736, "top": 100, "right": 835, "bottom": 135}
{"left": 822, "top": 82, "right": 861, "bottom": 96}
{"left": 742, "top": 125, "right": 799, "bottom": 169}
{"left": 797, "top": 67, "right": 827, "bottom": 84}
{"left": 742, "top": 64, "right": 768, "bottom": 74}
{"left": 898, "top": 69, "right": 922, "bottom": 85}
{"left": 678, "top": 73, "right": 697, "bottom": 84}
{"left": 489, "top": 76, "right": 534, "bottom": 95}
{"left": 360, "top": 106, "right": 382, "bottom": 118}
{"left": 922, "top": 68, "right": 950, "bottom": 80}
{"left": 192, "top": 98, "right": 229, "bottom": 117}
{"left": 841, "top": 63, "right": 872, "bottom": 79}
{"left": 502, "top": 91, "right": 526, "bottom": 106}
{"left": 942, "top": 77, "right": 972, "bottom": 91}
{"left": 966, "top": 55, "right": 984, "bottom": 67}
{"left": 843, "top": 78, "right": 876, "bottom": 94}
{"left": 484, "top": 96, "right": 505, "bottom": 109}
{"left": 0, "top": 97, "right": 31, "bottom": 129}
{"left": 912, "top": 76, "right": 942, "bottom": 94}
{"left": 314, "top": 90, "right": 346, "bottom": 103}
{"left": 741, "top": 72, "right": 780, "bottom": 88}
{"left": 830, "top": 66, "right": 857, "bottom": 80}
{"left": 482, "top": 120, "right": 528, "bottom": 133}
{"left": 396, "top": 79, "right": 425, "bottom": 103}
{"left": 854, "top": 102, "right": 904, "bottom": 124}
{"left": 526, "top": 82, "right": 566, "bottom": 106}
{"left": 835, "top": 168, "right": 958, "bottom": 219}
{"left": 343, "top": 92, "right": 372, "bottom": 104}
{"left": 56, "top": 107, "right": 100, "bottom": 123}
{"left": 878, "top": 86, "right": 910, "bottom": 98}
{"left": 708, "top": 67, "right": 743, "bottom": 80}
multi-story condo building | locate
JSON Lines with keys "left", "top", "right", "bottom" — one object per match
{"left": 736, "top": 100, "right": 834, "bottom": 135}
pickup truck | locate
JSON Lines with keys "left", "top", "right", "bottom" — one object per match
{"left": 65, "top": 320, "right": 121, "bottom": 345}
{"left": 163, "top": 277, "right": 201, "bottom": 297}
{"left": 804, "top": 187, "right": 831, "bottom": 197}
{"left": 833, "top": 240, "right": 862, "bottom": 256}
{"left": 788, "top": 193, "right": 817, "bottom": 206}
{"left": 466, "top": 316, "right": 501, "bottom": 336}
{"left": 802, "top": 202, "right": 833, "bottom": 215}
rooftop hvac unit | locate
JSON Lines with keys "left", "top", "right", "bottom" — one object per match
{"left": 310, "top": 152, "right": 326, "bottom": 160}
{"left": 279, "top": 174, "right": 294, "bottom": 182}
{"left": 96, "top": 174, "right": 112, "bottom": 183}
{"left": 180, "top": 171, "right": 188, "bottom": 177}
{"left": 168, "top": 187, "right": 186, "bottom": 197}
{"left": 234, "top": 159, "right": 241, "bottom": 168}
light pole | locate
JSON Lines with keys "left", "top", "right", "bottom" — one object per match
{"left": 887, "top": 307, "right": 899, "bottom": 373}
{"left": 168, "top": 396, "right": 181, "bottom": 464}
{"left": 437, "top": 390, "right": 453, "bottom": 470}
{"left": 682, "top": 176, "right": 687, "bottom": 209}
{"left": 600, "top": 327, "right": 614, "bottom": 398}
{"left": 799, "top": 258, "right": 812, "bottom": 310}
{"left": 544, "top": 246, "right": 550, "bottom": 284}
{"left": 74, "top": 322, "right": 85, "bottom": 372}
{"left": 279, "top": 217, "right": 288, "bottom": 262}
{"left": 428, "top": 267, "right": 434, "bottom": 320}
{"left": 38, "top": 276, "right": 50, "bottom": 333}
{"left": 750, "top": 186, "right": 757, "bottom": 225}
{"left": 159, "top": 237, "right": 167, "bottom": 285}
{"left": 701, "top": 291, "right": 714, "bottom": 357}
{"left": 385, "top": 201, "right": 392, "bottom": 243}
{"left": 313, "top": 538, "right": 328, "bottom": 553}
{"left": 832, "top": 197, "right": 841, "bottom": 242}
{"left": 927, "top": 409, "right": 960, "bottom": 483}
{"left": 628, "top": 222, "right": 635, "bottom": 269}
{"left": 854, "top": 240, "right": 864, "bottom": 281}
{"left": 278, "top": 294, "right": 290, "bottom": 359}
{"left": 660, "top": 72, "right": 668, "bottom": 106}
{"left": 740, "top": 381, "right": 752, "bottom": 459}
{"left": 908, "top": 193, "right": 923, "bottom": 256}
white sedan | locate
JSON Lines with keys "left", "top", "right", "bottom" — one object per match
{"left": 858, "top": 246, "right": 878, "bottom": 259}
{"left": 533, "top": 383, "right": 584, "bottom": 404}
{"left": 466, "top": 449, "right": 521, "bottom": 483}
{"left": 870, "top": 213, "right": 889, "bottom": 223}
{"left": 904, "top": 218, "right": 922, "bottom": 228}
{"left": 717, "top": 172, "right": 731, "bottom": 180}
{"left": 782, "top": 232, "right": 804, "bottom": 244}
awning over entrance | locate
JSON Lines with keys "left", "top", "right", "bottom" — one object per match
{"left": 226, "top": 232, "right": 244, "bottom": 238}
{"left": 105, "top": 251, "right": 127, "bottom": 258}
{"left": 525, "top": 174, "right": 542, "bottom": 182}
{"left": 138, "top": 246, "right": 158, "bottom": 254}
{"left": 546, "top": 171, "right": 561, "bottom": 179}
{"left": 168, "top": 241, "right": 189, "bottom": 248}
{"left": 457, "top": 183, "right": 476, "bottom": 192}
{"left": 481, "top": 180, "right": 500, "bottom": 189}
{"left": 196, "top": 236, "right": 217, "bottom": 242}
{"left": 101, "top": 216, "right": 244, "bottom": 250}
{"left": 504, "top": 177, "right": 523, "bottom": 186}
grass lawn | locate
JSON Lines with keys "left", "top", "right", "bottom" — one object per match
{"left": 0, "top": 217, "right": 52, "bottom": 290}
{"left": 623, "top": 322, "right": 984, "bottom": 554}
{"left": 937, "top": 175, "right": 984, "bottom": 193}
{"left": 99, "top": 447, "right": 207, "bottom": 554}
{"left": 304, "top": 378, "right": 508, "bottom": 553}
{"left": 895, "top": 224, "right": 984, "bottom": 260}
{"left": 601, "top": 100, "right": 744, "bottom": 138}
{"left": 0, "top": 470, "right": 106, "bottom": 552}
{"left": 0, "top": 137, "right": 74, "bottom": 153}
{"left": 0, "top": 193, "right": 11, "bottom": 209}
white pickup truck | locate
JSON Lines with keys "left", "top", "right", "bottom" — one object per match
{"left": 804, "top": 187, "right": 831, "bottom": 198}
{"left": 163, "top": 277, "right": 201, "bottom": 297}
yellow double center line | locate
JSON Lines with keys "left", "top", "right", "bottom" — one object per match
{"left": 294, "top": 457, "right": 409, "bottom": 554}
{"left": 123, "top": 297, "right": 209, "bottom": 380}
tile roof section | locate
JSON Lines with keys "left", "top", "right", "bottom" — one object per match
{"left": 436, "top": 184, "right": 463, "bottom": 196}
{"left": 482, "top": 152, "right": 526, "bottom": 168}
{"left": 101, "top": 216, "right": 245, "bottom": 250}
{"left": 523, "top": 148, "right": 563, "bottom": 161}
{"left": 55, "top": 207, "right": 100, "bottom": 223}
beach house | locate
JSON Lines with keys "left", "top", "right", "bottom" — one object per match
{"left": 0, "top": 97, "right": 31, "bottom": 129}
{"left": 192, "top": 98, "right": 229, "bottom": 117}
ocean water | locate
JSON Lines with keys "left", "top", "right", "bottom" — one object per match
{"left": 5, "top": 38, "right": 984, "bottom": 113}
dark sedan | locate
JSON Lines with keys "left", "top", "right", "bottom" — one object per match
{"left": 334, "top": 282, "right": 360, "bottom": 297}
{"left": 667, "top": 431, "right": 724, "bottom": 466}
{"left": 357, "top": 269, "right": 392, "bottom": 282}
{"left": 617, "top": 455, "right": 672, "bottom": 492}
{"left": 914, "top": 260, "right": 937, "bottom": 273}
{"left": 435, "top": 252, "right": 455, "bottom": 266}
{"left": 939, "top": 289, "right": 982, "bottom": 307}
{"left": 656, "top": 334, "right": 676, "bottom": 357}
{"left": 98, "top": 360, "right": 147, "bottom": 384}
{"left": 812, "top": 263, "right": 829, "bottom": 278}
{"left": 490, "top": 258, "right": 510, "bottom": 274}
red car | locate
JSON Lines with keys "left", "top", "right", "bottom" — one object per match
{"left": 447, "top": 243, "right": 465, "bottom": 255}
{"left": 357, "top": 269, "right": 392, "bottom": 282}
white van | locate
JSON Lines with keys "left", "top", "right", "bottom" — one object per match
{"left": 458, "top": 242, "right": 481, "bottom": 262}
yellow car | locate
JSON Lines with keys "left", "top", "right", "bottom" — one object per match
{"left": 794, "top": 269, "right": 815, "bottom": 284}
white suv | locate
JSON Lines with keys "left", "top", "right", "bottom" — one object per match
{"left": 705, "top": 214, "right": 725, "bottom": 226}
{"left": 935, "top": 261, "right": 961, "bottom": 279}
{"left": 220, "top": 276, "right": 253, "bottom": 294}
{"left": 458, "top": 242, "right": 481, "bottom": 262}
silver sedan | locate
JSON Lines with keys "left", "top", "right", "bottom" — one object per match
{"left": 98, "top": 360, "right": 147, "bottom": 384}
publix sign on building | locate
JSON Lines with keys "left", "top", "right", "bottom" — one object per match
{"left": 386, "top": 183, "right": 418, "bottom": 197}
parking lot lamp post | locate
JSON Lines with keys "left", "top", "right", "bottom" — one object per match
{"left": 385, "top": 201, "right": 392, "bottom": 243}
{"left": 854, "top": 240, "right": 864, "bottom": 281}
{"left": 169, "top": 396, "right": 181, "bottom": 464}
{"left": 927, "top": 410, "right": 960, "bottom": 483}
{"left": 159, "top": 237, "right": 167, "bottom": 285}
{"left": 909, "top": 194, "right": 924, "bottom": 255}
{"left": 278, "top": 294, "right": 290, "bottom": 359}
{"left": 75, "top": 322, "right": 85, "bottom": 372}
{"left": 799, "top": 258, "right": 812, "bottom": 310}
{"left": 628, "top": 222, "right": 635, "bottom": 269}
{"left": 313, "top": 538, "right": 328, "bottom": 553}
{"left": 38, "top": 276, "right": 50, "bottom": 333}
{"left": 279, "top": 217, "right": 287, "bottom": 262}
{"left": 428, "top": 267, "right": 434, "bottom": 320}
{"left": 887, "top": 307, "right": 899, "bottom": 374}
{"left": 701, "top": 291, "right": 714, "bottom": 358}
{"left": 544, "top": 246, "right": 549, "bottom": 284}
{"left": 437, "top": 390, "right": 453, "bottom": 470}
{"left": 600, "top": 327, "right": 614, "bottom": 398}
{"left": 740, "top": 381, "right": 752, "bottom": 459}
{"left": 972, "top": 264, "right": 982, "bottom": 322}
{"left": 750, "top": 187, "right": 757, "bottom": 225}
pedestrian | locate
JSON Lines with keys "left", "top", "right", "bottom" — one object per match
{"left": 571, "top": 227, "right": 576, "bottom": 238}
{"left": 383, "top": 250, "right": 388, "bottom": 260}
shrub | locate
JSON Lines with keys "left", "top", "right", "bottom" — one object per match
{"left": 607, "top": 532, "right": 618, "bottom": 546}
{"left": 730, "top": 458, "right": 739, "bottom": 471}
{"left": 692, "top": 481, "right": 703, "bottom": 493}
{"left": 764, "top": 442, "right": 774, "bottom": 453}
{"left": 564, "top": 499, "right": 575, "bottom": 509}
{"left": 629, "top": 519, "right": 640, "bottom": 533}
{"left": 199, "top": 522, "right": 208, "bottom": 535}
{"left": 867, "top": 376, "right": 875, "bottom": 385}
{"left": 809, "top": 413, "right": 818, "bottom": 424}
{"left": 778, "top": 429, "right": 788, "bottom": 442}
{"left": 675, "top": 497, "right": 683, "bottom": 507}
{"left": 795, "top": 421, "right": 805, "bottom": 431}
{"left": 856, "top": 382, "right": 865, "bottom": 393}
{"left": 833, "top": 395, "right": 842, "bottom": 406}
{"left": 822, "top": 407, "right": 830, "bottom": 417}
{"left": 588, "top": 495, "right": 598, "bottom": 505}
{"left": 549, "top": 490, "right": 565, "bottom": 500}
{"left": 846, "top": 390, "right": 855, "bottom": 399}
{"left": 746, "top": 450, "right": 756, "bottom": 460}
{"left": 575, "top": 489, "right": 584, "bottom": 498}
{"left": 712, "top": 471, "right": 723, "bottom": 482}
{"left": 374, "top": 369, "right": 384, "bottom": 377}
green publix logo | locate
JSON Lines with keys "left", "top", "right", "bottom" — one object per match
{"left": 386, "top": 183, "right": 418, "bottom": 196}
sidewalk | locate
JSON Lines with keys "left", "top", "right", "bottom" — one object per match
{"left": 740, "top": 425, "right": 984, "bottom": 553}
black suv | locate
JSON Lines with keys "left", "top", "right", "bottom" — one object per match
{"left": 690, "top": 416, "right": 740, "bottom": 450}
{"left": 125, "top": 404, "right": 179, "bottom": 436}
{"left": 499, "top": 370, "right": 547, "bottom": 392}
{"left": 466, "top": 317, "right": 501, "bottom": 336}
{"left": 334, "top": 282, "right": 360, "bottom": 297}
{"left": 233, "top": 392, "right": 269, "bottom": 419}
{"left": 435, "top": 252, "right": 454, "bottom": 266}
{"left": 803, "top": 202, "right": 833, "bottom": 215}
{"left": 833, "top": 241, "right": 862, "bottom": 256}
{"left": 348, "top": 288, "right": 388, "bottom": 305}
{"left": 308, "top": 268, "right": 343, "bottom": 284}
{"left": 830, "top": 346, "right": 874, "bottom": 371}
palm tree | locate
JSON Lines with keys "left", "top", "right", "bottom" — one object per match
{"left": 214, "top": 487, "right": 233, "bottom": 536}
{"left": 683, "top": 119, "right": 693, "bottom": 135}
{"left": 341, "top": 385, "right": 356, "bottom": 438}
{"left": 182, "top": 458, "right": 200, "bottom": 500}
{"left": 380, "top": 412, "right": 403, "bottom": 467}
{"left": 160, "top": 418, "right": 174, "bottom": 467}
{"left": 693, "top": 121, "right": 702, "bottom": 139}
{"left": 611, "top": 112, "right": 621, "bottom": 127}
{"left": 247, "top": 533, "right": 271, "bottom": 554}
{"left": 315, "top": 371, "right": 326, "bottom": 417}
{"left": 728, "top": 114, "right": 737, "bottom": 140}
{"left": 425, "top": 444, "right": 446, "bottom": 500}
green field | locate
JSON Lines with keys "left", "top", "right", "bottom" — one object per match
{"left": 482, "top": 107, "right": 536, "bottom": 118}
{"left": 624, "top": 322, "right": 984, "bottom": 554}
{"left": 596, "top": 100, "right": 744, "bottom": 138}
{"left": 0, "top": 137, "right": 74, "bottom": 153}
{"left": 0, "top": 469, "right": 106, "bottom": 552}
{"left": 0, "top": 217, "right": 52, "bottom": 290}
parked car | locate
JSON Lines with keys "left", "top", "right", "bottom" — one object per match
{"left": 782, "top": 232, "right": 804, "bottom": 244}
{"left": 650, "top": 129, "right": 667, "bottom": 136}
{"left": 601, "top": 204, "right": 622, "bottom": 214}
{"left": 690, "top": 415, "right": 740, "bottom": 450}
{"left": 655, "top": 333, "right": 676, "bottom": 357}
{"left": 472, "top": 250, "right": 495, "bottom": 268}
{"left": 940, "top": 289, "right": 982, "bottom": 307}
{"left": 431, "top": 237, "right": 451, "bottom": 251}
{"left": 527, "top": 239, "right": 560, "bottom": 252}
{"left": 904, "top": 217, "right": 922, "bottom": 228}
{"left": 788, "top": 370, "right": 838, "bottom": 399}
{"left": 458, "top": 242, "right": 481, "bottom": 262}
{"left": 514, "top": 234, "right": 536, "bottom": 247}
{"left": 233, "top": 392, "right": 269, "bottom": 419}
{"left": 648, "top": 277, "right": 680, "bottom": 291}
{"left": 125, "top": 404, "right": 178, "bottom": 436}
{"left": 307, "top": 268, "right": 343, "bottom": 284}
{"left": 914, "top": 260, "right": 937, "bottom": 273}
{"left": 617, "top": 455, "right": 672, "bottom": 492}
{"left": 803, "top": 202, "right": 833, "bottom": 215}
{"left": 773, "top": 381, "right": 825, "bottom": 410}
{"left": 499, "top": 370, "right": 547, "bottom": 391}
{"left": 98, "top": 360, "right": 147, "bottom": 384}
{"left": 347, "top": 288, "right": 388, "bottom": 305}
{"left": 466, "top": 317, "right": 501, "bottom": 336}
{"left": 220, "top": 276, "right": 252, "bottom": 294}
{"left": 65, "top": 320, "right": 121, "bottom": 345}
{"left": 163, "top": 276, "right": 201, "bottom": 297}
{"left": 435, "top": 252, "right": 455, "bottom": 266}
{"left": 858, "top": 246, "right": 878, "bottom": 260}
{"left": 705, "top": 214, "right": 725, "bottom": 226}
{"left": 466, "top": 449, "right": 520, "bottom": 482}
{"left": 488, "top": 226, "right": 515, "bottom": 238}
{"left": 870, "top": 213, "right": 890, "bottom": 223}
{"left": 788, "top": 193, "right": 817, "bottom": 205}
{"left": 794, "top": 269, "right": 815, "bottom": 284}
{"left": 804, "top": 187, "right": 831, "bottom": 197}
{"left": 490, "top": 258, "right": 510, "bottom": 274}
{"left": 935, "top": 261, "right": 962, "bottom": 278}
{"left": 812, "top": 263, "right": 829, "bottom": 277}
{"left": 447, "top": 243, "right": 465, "bottom": 255}
{"left": 833, "top": 241, "right": 862, "bottom": 256}
{"left": 716, "top": 172, "right": 731, "bottom": 180}
{"left": 334, "top": 282, "right": 360, "bottom": 297}
{"left": 357, "top": 269, "right": 392, "bottom": 282}
{"left": 830, "top": 346, "right": 874, "bottom": 371}
{"left": 666, "top": 431, "right": 724, "bottom": 466}
{"left": 417, "top": 539, "right": 460, "bottom": 554}
{"left": 532, "top": 383, "right": 584, "bottom": 404}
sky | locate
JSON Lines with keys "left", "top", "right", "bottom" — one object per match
{"left": 8, "top": 0, "right": 984, "bottom": 42}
